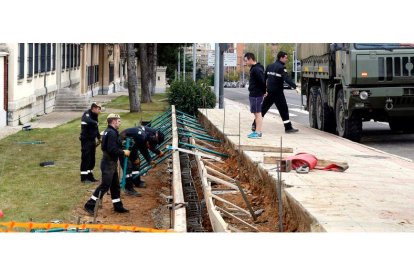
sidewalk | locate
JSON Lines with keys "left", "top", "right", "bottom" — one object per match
{"left": 0, "top": 91, "right": 128, "bottom": 140}
{"left": 199, "top": 99, "right": 414, "bottom": 232}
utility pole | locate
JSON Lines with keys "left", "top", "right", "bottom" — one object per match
{"left": 214, "top": 43, "right": 220, "bottom": 107}
{"left": 242, "top": 55, "right": 245, "bottom": 85}
{"left": 219, "top": 43, "right": 229, "bottom": 109}
{"left": 294, "top": 43, "right": 298, "bottom": 85}
{"left": 178, "top": 49, "right": 180, "bottom": 81}
{"left": 183, "top": 47, "right": 186, "bottom": 80}
{"left": 192, "top": 43, "right": 196, "bottom": 81}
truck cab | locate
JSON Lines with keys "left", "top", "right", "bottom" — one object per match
{"left": 300, "top": 43, "right": 414, "bottom": 141}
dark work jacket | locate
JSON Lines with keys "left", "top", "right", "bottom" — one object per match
{"left": 80, "top": 109, "right": 100, "bottom": 140}
{"left": 248, "top": 63, "right": 266, "bottom": 97}
{"left": 120, "top": 126, "right": 161, "bottom": 163}
{"left": 101, "top": 125, "right": 124, "bottom": 161}
{"left": 265, "top": 60, "right": 296, "bottom": 95}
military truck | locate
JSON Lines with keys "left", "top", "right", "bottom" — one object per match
{"left": 298, "top": 43, "right": 414, "bottom": 141}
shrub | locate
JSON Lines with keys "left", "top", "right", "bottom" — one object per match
{"left": 168, "top": 79, "right": 216, "bottom": 115}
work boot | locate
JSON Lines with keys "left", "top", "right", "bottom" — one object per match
{"left": 113, "top": 202, "right": 129, "bottom": 213}
{"left": 81, "top": 175, "right": 92, "bottom": 183}
{"left": 125, "top": 187, "right": 142, "bottom": 197}
{"left": 87, "top": 173, "right": 99, "bottom": 182}
{"left": 134, "top": 180, "right": 146, "bottom": 188}
{"left": 285, "top": 128, "right": 299, "bottom": 133}
{"left": 114, "top": 206, "right": 129, "bottom": 213}
{"left": 83, "top": 202, "right": 95, "bottom": 215}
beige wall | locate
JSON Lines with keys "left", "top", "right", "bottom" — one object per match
{"left": 0, "top": 53, "right": 6, "bottom": 127}
{"left": 6, "top": 43, "right": 81, "bottom": 126}
{"left": 156, "top": 66, "right": 167, "bottom": 92}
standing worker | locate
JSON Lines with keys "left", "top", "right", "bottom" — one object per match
{"left": 84, "top": 113, "right": 131, "bottom": 215}
{"left": 120, "top": 125, "right": 165, "bottom": 196}
{"left": 253, "top": 51, "right": 299, "bottom": 133}
{"left": 80, "top": 102, "right": 102, "bottom": 183}
{"left": 244, "top": 52, "right": 266, "bottom": 139}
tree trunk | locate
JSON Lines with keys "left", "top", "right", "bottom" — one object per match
{"left": 148, "top": 43, "right": 157, "bottom": 96}
{"left": 127, "top": 43, "right": 140, "bottom": 112}
{"left": 139, "top": 43, "right": 151, "bottom": 103}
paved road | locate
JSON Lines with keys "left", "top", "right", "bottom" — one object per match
{"left": 224, "top": 87, "right": 414, "bottom": 160}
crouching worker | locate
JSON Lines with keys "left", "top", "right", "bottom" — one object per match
{"left": 120, "top": 125, "right": 165, "bottom": 196}
{"left": 84, "top": 114, "right": 131, "bottom": 215}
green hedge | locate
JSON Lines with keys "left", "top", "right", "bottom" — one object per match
{"left": 168, "top": 79, "right": 216, "bottom": 115}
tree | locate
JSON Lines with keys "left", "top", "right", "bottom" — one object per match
{"left": 147, "top": 43, "right": 157, "bottom": 96}
{"left": 158, "top": 43, "right": 189, "bottom": 83}
{"left": 127, "top": 43, "right": 140, "bottom": 112}
{"left": 139, "top": 43, "right": 151, "bottom": 103}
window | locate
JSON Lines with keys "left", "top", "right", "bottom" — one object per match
{"left": 46, "top": 43, "right": 51, "bottom": 72}
{"left": 70, "top": 44, "right": 74, "bottom": 68}
{"left": 27, "top": 43, "right": 33, "bottom": 78}
{"left": 109, "top": 63, "right": 114, "bottom": 82}
{"left": 66, "top": 44, "right": 70, "bottom": 69}
{"left": 62, "top": 43, "right": 66, "bottom": 69}
{"left": 158, "top": 76, "right": 160, "bottom": 81}
{"left": 40, "top": 43, "right": 46, "bottom": 73}
{"left": 18, "top": 43, "right": 24, "bottom": 79}
{"left": 77, "top": 44, "right": 80, "bottom": 67}
{"left": 52, "top": 44, "right": 56, "bottom": 71}
{"left": 34, "top": 43, "right": 39, "bottom": 74}
{"left": 95, "top": 65, "right": 99, "bottom": 83}
{"left": 74, "top": 45, "right": 77, "bottom": 67}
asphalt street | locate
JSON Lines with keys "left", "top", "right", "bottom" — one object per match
{"left": 224, "top": 87, "right": 414, "bottom": 160}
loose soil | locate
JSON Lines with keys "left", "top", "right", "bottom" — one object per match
{"left": 73, "top": 163, "right": 171, "bottom": 231}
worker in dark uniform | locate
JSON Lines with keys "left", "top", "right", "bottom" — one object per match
{"left": 252, "top": 51, "right": 299, "bottom": 133}
{"left": 84, "top": 113, "right": 131, "bottom": 215}
{"left": 120, "top": 125, "right": 165, "bottom": 197}
{"left": 80, "top": 102, "right": 102, "bottom": 183}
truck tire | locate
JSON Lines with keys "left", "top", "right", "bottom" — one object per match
{"left": 335, "top": 89, "right": 362, "bottom": 142}
{"left": 316, "top": 88, "right": 336, "bottom": 133}
{"left": 389, "top": 117, "right": 414, "bottom": 133}
{"left": 308, "top": 87, "right": 318, "bottom": 129}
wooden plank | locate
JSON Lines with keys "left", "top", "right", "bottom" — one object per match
{"left": 263, "top": 156, "right": 283, "bottom": 164}
{"left": 237, "top": 145, "right": 293, "bottom": 153}
{"left": 171, "top": 106, "right": 187, "bottom": 232}
{"left": 211, "top": 194, "right": 251, "bottom": 217}
{"left": 206, "top": 174, "right": 239, "bottom": 190}
{"left": 205, "top": 165, "right": 236, "bottom": 183}
{"left": 216, "top": 206, "right": 259, "bottom": 232}
{"left": 203, "top": 159, "right": 226, "bottom": 173}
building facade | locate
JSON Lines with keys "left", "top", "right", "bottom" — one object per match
{"left": 1, "top": 43, "right": 125, "bottom": 126}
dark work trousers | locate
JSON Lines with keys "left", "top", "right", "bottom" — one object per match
{"left": 119, "top": 157, "right": 141, "bottom": 190}
{"left": 80, "top": 139, "right": 96, "bottom": 178}
{"left": 85, "top": 159, "right": 123, "bottom": 209}
{"left": 261, "top": 92, "right": 292, "bottom": 130}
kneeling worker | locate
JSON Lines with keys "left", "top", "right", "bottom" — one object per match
{"left": 84, "top": 113, "right": 130, "bottom": 215}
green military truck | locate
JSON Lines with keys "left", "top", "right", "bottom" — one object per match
{"left": 298, "top": 43, "right": 414, "bottom": 141}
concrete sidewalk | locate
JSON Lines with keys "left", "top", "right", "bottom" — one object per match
{"left": 0, "top": 91, "right": 128, "bottom": 140}
{"left": 199, "top": 99, "right": 414, "bottom": 232}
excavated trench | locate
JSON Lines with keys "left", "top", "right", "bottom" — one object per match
{"left": 192, "top": 112, "right": 315, "bottom": 232}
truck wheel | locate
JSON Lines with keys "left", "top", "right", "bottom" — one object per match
{"left": 308, "top": 87, "right": 318, "bottom": 129}
{"left": 335, "top": 90, "right": 362, "bottom": 142}
{"left": 316, "top": 88, "right": 336, "bottom": 133}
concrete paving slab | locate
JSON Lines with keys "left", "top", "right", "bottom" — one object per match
{"left": 199, "top": 98, "right": 414, "bottom": 232}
